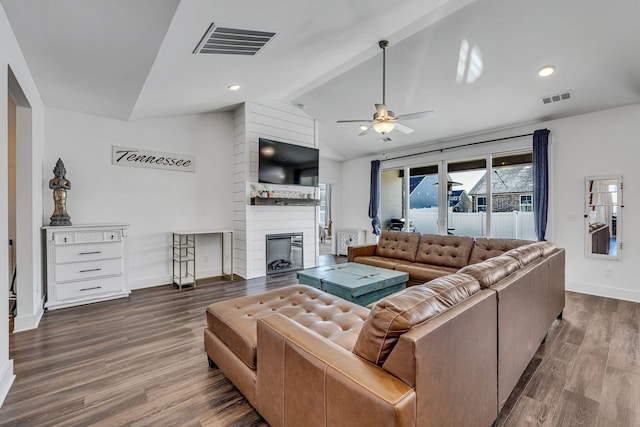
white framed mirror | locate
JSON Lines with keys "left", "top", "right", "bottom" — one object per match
{"left": 585, "top": 175, "right": 622, "bottom": 260}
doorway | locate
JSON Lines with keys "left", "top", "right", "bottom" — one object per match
{"left": 7, "top": 66, "right": 37, "bottom": 334}
{"left": 7, "top": 95, "right": 16, "bottom": 333}
{"left": 318, "top": 183, "right": 333, "bottom": 256}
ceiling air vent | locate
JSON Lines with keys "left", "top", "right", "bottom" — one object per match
{"left": 541, "top": 90, "right": 572, "bottom": 105}
{"left": 193, "top": 23, "right": 277, "bottom": 56}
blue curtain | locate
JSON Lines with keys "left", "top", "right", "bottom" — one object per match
{"left": 368, "top": 160, "right": 381, "bottom": 236}
{"left": 533, "top": 129, "right": 550, "bottom": 241}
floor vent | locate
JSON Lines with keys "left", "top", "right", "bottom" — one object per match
{"left": 193, "top": 23, "right": 277, "bottom": 56}
{"left": 541, "top": 90, "right": 572, "bottom": 105}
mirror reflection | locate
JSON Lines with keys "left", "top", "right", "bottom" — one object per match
{"left": 586, "top": 175, "right": 621, "bottom": 259}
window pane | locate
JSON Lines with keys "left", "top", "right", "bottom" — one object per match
{"left": 491, "top": 152, "right": 535, "bottom": 240}
{"left": 448, "top": 159, "right": 487, "bottom": 237}
{"left": 380, "top": 169, "right": 406, "bottom": 231}
{"left": 408, "top": 165, "right": 439, "bottom": 234}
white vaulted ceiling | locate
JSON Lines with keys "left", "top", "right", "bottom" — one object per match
{"left": 3, "top": 0, "right": 640, "bottom": 160}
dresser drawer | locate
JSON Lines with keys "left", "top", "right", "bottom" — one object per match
{"left": 55, "top": 258, "right": 122, "bottom": 282}
{"left": 55, "top": 241, "right": 122, "bottom": 263}
{"left": 54, "top": 230, "right": 122, "bottom": 245}
{"left": 55, "top": 276, "right": 124, "bottom": 301}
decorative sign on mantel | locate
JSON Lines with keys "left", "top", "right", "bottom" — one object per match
{"left": 112, "top": 146, "right": 195, "bottom": 172}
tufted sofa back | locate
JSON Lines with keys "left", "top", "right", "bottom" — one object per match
{"left": 468, "top": 237, "right": 532, "bottom": 264}
{"left": 376, "top": 231, "right": 421, "bottom": 262}
{"left": 353, "top": 273, "right": 480, "bottom": 366}
{"left": 414, "top": 234, "right": 474, "bottom": 268}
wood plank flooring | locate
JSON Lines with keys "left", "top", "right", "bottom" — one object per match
{"left": 1, "top": 257, "right": 639, "bottom": 426}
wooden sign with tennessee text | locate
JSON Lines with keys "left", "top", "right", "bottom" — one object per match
{"left": 112, "top": 146, "right": 195, "bottom": 172}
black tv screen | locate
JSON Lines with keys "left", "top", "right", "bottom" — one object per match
{"left": 258, "top": 138, "right": 319, "bottom": 187}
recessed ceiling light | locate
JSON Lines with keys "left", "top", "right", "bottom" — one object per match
{"left": 227, "top": 84, "right": 241, "bottom": 91}
{"left": 359, "top": 125, "right": 368, "bottom": 131}
{"left": 538, "top": 65, "right": 555, "bottom": 77}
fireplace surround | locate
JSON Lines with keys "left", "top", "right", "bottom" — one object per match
{"left": 265, "top": 233, "right": 303, "bottom": 275}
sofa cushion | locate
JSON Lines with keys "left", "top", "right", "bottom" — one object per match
{"left": 394, "top": 262, "right": 457, "bottom": 284}
{"left": 353, "top": 255, "right": 401, "bottom": 270}
{"left": 529, "top": 241, "right": 557, "bottom": 256}
{"left": 458, "top": 255, "right": 521, "bottom": 289}
{"left": 468, "top": 237, "right": 532, "bottom": 264}
{"left": 375, "top": 231, "right": 421, "bottom": 262}
{"left": 504, "top": 241, "right": 558, "bottom": 266}
{"left": 206, "top": 285, "right": 369, "bottom": 369}
{"left": 503, "top": 245, "right": 542, "bottom": 266}
{"left": 352, "top": 274, "right": 480, "bottom": 366}
{"left": 414, "top": 234, "right": 474, "bottom": 268}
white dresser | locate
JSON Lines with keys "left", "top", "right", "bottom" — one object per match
{"left": 43, "top": 224, "right": 130, "bottom": 310}
{"left": 336, "top": 228, "right": 366, "bottom": 256}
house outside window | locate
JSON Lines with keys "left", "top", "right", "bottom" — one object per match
{"left": 520, "top": 194, "right": 533, "bottom": 212}
{"left": 476, "top": 196, "right": 487, "bottom": 212}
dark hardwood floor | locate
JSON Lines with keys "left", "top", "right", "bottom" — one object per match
{"left": 1, "top": 257, "right": 638, "bottom": 426}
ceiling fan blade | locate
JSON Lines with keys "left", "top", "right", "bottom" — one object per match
{"left": 395, "top": 110, "right": 434, "bottom": 121}
{"left": 337, "top": 119, "right": 373, "bottom": 123}
{"left": 358, "top": 126, "right": 372, "bottom": 136}
{"left": 394, "top": 123, "right": 415, "bottom": 134}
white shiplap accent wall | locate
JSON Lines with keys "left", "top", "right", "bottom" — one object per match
{"left": 233, "top": 107, "right": 248, "bottom": 278}
{"left": 233, "top": 100, "right": 318, "bottom": 279}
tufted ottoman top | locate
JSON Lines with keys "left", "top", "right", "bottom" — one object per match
{"left": 206, "top": 285, "right": 369, "bottom": 370}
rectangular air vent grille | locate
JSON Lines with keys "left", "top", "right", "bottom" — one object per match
{"left": 541, "top": 90, "right": 572, "bottom": 105}
{"left": 193, "top": 24, "right": 277, "bottom": 56}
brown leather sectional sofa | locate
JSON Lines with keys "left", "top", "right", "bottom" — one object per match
{"left": 204, "top": 231, "right": 565, "bottom": 427}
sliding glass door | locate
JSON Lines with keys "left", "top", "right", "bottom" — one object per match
{"left": 379, "top": 149, "right": 534, "bottom": 239}
{"left": 447, "top": 158, "right": 487, "bottom": 237}
{"left": 380, "top": 168, "right": 407, "bottom": 232}
{"left": 490, "top": 152, "right": 535, "bottom": 240}
{"left": 408, "top": 164, "right": 439, "bottom": 234}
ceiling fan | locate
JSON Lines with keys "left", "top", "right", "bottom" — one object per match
{"left": 337, "top": 40, "right": 434, "bottom": 136}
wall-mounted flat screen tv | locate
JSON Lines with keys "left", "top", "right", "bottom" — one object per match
{"left": 258, "top": 138, "right": 319, "bottom": 187}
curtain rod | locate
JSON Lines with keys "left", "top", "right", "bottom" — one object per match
{"left": 381, "top": 132, "right": 534, "bottom": 162}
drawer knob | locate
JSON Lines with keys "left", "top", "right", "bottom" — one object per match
{"left": 79, "top": 286, "right": 102, "bottom": 292}
{"left": 79, "top": 268, "right": 102, "bottom": 273}
{"left": 79, "top": 251, "right": 102, "bottom": 255}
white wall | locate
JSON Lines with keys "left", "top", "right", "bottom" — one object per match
{"left": 339, "top": 155, "right": 376, "bottom": 243}
{"left": 0, "top": 2, "right": 46, "bottom": 407}
{"left": 340, "top": 103, "right": 640, "bottom": 302}
{"left": 44, "top": 108, "right": 235, "bottom": 288}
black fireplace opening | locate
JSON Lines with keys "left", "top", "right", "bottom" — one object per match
{"left": 266, "top": 233, "right": 303, "bottom": 275}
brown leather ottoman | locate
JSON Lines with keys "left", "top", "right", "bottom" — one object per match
{"left": 204, "top": 285, "right": 369, "bottom": 406}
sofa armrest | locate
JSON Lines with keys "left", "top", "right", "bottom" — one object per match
{"left": 256, "top": 313, "right": 416, "bottom": 427}
{"left": 347, "top": 244, "right": 377, "bottom": 262}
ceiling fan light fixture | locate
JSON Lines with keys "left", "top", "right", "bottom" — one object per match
{"left": 359, "top": 125, "right": 368, "bottom": 131}
{"left": 373, "top": 121, "right": 395, "bottom": 134}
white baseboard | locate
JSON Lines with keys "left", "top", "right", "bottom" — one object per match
{"left": 0, "top": 359, "right": 15, "bottom": 408}
{"left": 129, "top": 275, "right": 172, "bottom": 290}
{"left": 567, "top": 281, "right": 640, "bottom": 303}
{"left": 13, "top": 302, "right": 45, "bottom": 332}
{"left": 128, "top": 268, "right": 225, "bottom": 290}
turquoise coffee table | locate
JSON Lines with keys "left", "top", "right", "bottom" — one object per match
{"left": 297, "top": 263, "right": 408, "bottom": 306}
